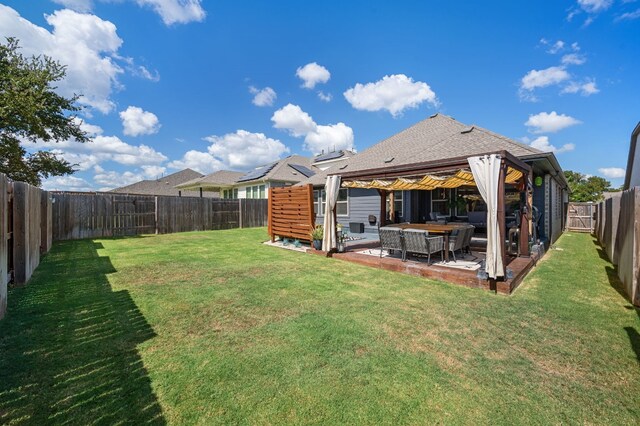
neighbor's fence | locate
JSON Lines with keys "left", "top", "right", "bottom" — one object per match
{"left": 595, "top": 190, "right": 639, "bottom": 306}
{"left": 51, "top": 192, "right": 268, "bottom": 241}
{"left": 0, "top": 174, "right": 53, "bottom": 320}
{"left": 1, "top": 181, "right": 268, "bottom": 320}
{"left": 566, "top": 202, "right": 596, "bottom": 233}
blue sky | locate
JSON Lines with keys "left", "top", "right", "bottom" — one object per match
{"left": 1, "top": 0, "right": 638, "bottom": 190}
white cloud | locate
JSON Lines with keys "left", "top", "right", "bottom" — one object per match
{"left": 141, "top": 165, "right": 166, "bottom": 178}
{"left": 22, "top": 124, "right": 167, "bottom": 171}
{"left": 271, "top": 104, "right": 354, "bottom": 154}
{"left": 344, "top": 74, "right": 438, "bottom": 117}
{"left": 51, "top": 0, "right": 205, "bottom": 25}
{"left": 616, "top": 8, "right": 640, "bottom": 20}
{"left": 561, "top": 53, "right": 586, "bottom": 65}
{"left": 93, "top": 169, "right": 146, "bottom": 189}
{"left": 525, "top": 111, "right": 581, "bottom": 134}
{"left": 296, "top": 62, "right": 330, "bottom": 89}
{"left": 304, "top": 123, "right": 354, "bottom": 154}
{"left": 529, "top": 136, "right": 575, "bottom": 153}
{"left": 135, "top": 0, "right": 206, "bottom": 25}
{"left": 560, "top": 79, "right": 600, "bottom": 96}
{"left": 271, "top": 104, "right": 317, "bottom": 137}
{"left": 52, "top": 0, "right": 93, "bottom": 12}
{"left": 119, "top": 106, "right": 161, "bottom": 136}
{"left": 41, "top": 175, "right": 94, "bottom": 192}
{"left": 520, "top": 66, "right": 571, "bottom": 91}
{"left": 249, "top": 86, "right": 277, "bottom": 107}
{"left": 0, "top": 5, "right": 123, "bottom": 113}
{"left": 598, "top": 167, "right": 626, "bottom": 178}
{"left": 168, "top": 150, "right": 224, "bottom": 175}
{"left": 578, "top": 0, "right": 613, "bottom": 13}
{"left": 169, "top": 130, "right": 289, "bottom": 174}
{"left": 547, "top": 40, "right": 565, "bottom": 54}
{"left": 317, "top": 91, "right": 332, "bottom": 102}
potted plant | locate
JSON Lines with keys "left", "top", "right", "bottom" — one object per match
{"left": 310, "top": 225, "right": 324, "bottom": 250}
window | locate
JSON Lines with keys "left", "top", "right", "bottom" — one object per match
{"left": 431, "top": 188, "right": 450, "bottom": 216}
{"left": 336, "top": 188, "right": 348, "bottom": 216}
{"left": 222, "top": 189, "right": 237, "bottom": 199}
{"left": 259, "top": 185, "right": 266, "bottom": 199}
{"left": 314, "top": 188, "right": 348, "bottom": 216}
{"left": 245, "top": 185, "right": 267, "bottom": 199}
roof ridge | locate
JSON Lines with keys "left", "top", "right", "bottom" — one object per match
{"left": 470, "top": 124, "right": 542, "bottom": 154}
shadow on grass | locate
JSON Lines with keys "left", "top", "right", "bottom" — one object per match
{"left": 591, "top": 237, "right": 640, "bottom": 363}
{"left": 0, "top": 240, "right": 165, "bottom": 424}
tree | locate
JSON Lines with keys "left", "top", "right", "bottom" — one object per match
{"left": 564, "top": 170, "right": 614, "bottom": 202}
{"left": 0, "top": 37, "right": 89, "bottom": 186}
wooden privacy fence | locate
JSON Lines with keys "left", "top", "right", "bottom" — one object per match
{"left": 1, "top": 174, "right": 53, "bottom": 320}
{"left": 566, "top": 202, "right": 597, "bottom": 232}
{"left": 51, "top": 192, "right": 268, "bottom": 241}
{"left": 594, "top": 190, "right": 639, "bottom": 306}
{"left": 268, "top": 185, "right": 315, "bottom": 242}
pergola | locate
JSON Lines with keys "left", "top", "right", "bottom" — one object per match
{"left": 325, "top": 150, "right": 533, "bottom": 280}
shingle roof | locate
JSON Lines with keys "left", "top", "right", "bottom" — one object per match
{"left": 334, "top": 114, "right": 541, "bottom": 176}
{"left": 110, "top": 169, "right": 216, "bottom": 197}
{"left": 258, "top": 154, "right": 316, "bottom": 183}
{"left": 296, "top": 158, "right": 351, "bottom": 186}
{"left": 176, "top": 170, "right": 245, "bottom": 190}
{"left": 176, "top": 155, "right": 316, "bottom": 191}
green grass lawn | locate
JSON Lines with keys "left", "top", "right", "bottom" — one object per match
{"left": 1, "top": 229, "right": 639, "bottom": 425}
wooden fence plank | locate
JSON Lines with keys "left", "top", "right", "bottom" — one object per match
{"left": 0, "top": 174, "right": 7, "bottom": 319}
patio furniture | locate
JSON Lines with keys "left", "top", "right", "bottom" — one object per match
{"left": 378, "top": 227, "right": 406, "bottom": 261}
{"left": 403, "top": 229, "right": 444, "bottom": 264}
{"left": 387, "top": 222, "right": 464, "bottom": 262}
{"left": 462, "top": 225, "right": 475, "bottom": 253}
{"left": 447, "top": 227, "right": 467, "bottom": 262}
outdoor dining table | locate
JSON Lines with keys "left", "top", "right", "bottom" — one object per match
{"left": 384, "top": 222, "right": 469, "bottom": 262}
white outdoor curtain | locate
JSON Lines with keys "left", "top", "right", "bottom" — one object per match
{"left": 468, "top": 154, "right": 504, "bottom": 279}
{"left": 322, "top": 175, "right": 342, "bottom": 251}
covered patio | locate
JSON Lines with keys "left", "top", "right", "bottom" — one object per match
{"left": 319, "top": 150, "right": 538, "bottom": 293}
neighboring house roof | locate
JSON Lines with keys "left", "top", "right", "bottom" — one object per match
{"left": 624, "top": 121, "right": 640, "bottom": 190}
{"left": 333, "top": 114, "right": 541, "bottom": 176}
{"left": 297, "top": 157, "right": 352, "bottom": 187}
{"left": 176, "top": 170, "right": 245, "bottom": 190}
{"left": 176, "top": 155, "right": 317, "bottom": 191}
{"left": 110, "top": 168, "right": 216, "bottom": 197}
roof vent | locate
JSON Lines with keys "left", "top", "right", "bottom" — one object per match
{"left": 429, "top": 113, "right": 438, "bottom": 118}
{"left": 384, "top": 157, "right": 395, "bottom": 163}
{"left": 339, "top": 164, "right": 348, "bottom": 170}
{"left": 461, "top": 126, "right": 474, "bottom": 134}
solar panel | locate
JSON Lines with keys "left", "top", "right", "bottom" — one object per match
{"left": 314, "top": 151, "right": 344, "bottom": 163}
{"left": 237, "top": 162, "right": 277, "bottom": 182}
{"left": 288, "top": 164, "right": 316, "bottom": 177}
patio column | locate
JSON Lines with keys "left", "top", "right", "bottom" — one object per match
{"left": 497, "top": 160, "right": 507, "bottom": 276}
{"left": 389, "top": 191, "right": 395, "bottom": 222}
{"left": 519, "top": 173, "right": 531, "bottom": 256}
{"left": 378, "top": 189, "right": 387, "bottom": 227}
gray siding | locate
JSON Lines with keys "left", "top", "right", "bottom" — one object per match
{"left": 315, "top": 188, "right": 380, "bottom": 233}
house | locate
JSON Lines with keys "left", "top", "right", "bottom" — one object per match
{"left": 110, "top": 168, "right": 218, "bottom": 197}
{"left": 176, "top": 153, "right": 353, "bottom": 199}
{"left": 300, "top": 114, "right": 568, "bottom": 248}
{"left": 623, "top": 121, "right": 640, "bottom": 189}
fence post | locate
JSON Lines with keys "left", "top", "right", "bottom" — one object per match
{"left": 239, "top": 199, "right": 243, "bottom": 229}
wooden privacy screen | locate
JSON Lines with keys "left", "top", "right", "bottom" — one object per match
{"left": 268, "top": 185, "right": 315, "bottom": 242}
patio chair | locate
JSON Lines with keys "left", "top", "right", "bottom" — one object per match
{"left": 403, "top": 229, "right": 444, "bottom": 264}
{"left": 462, "top": 225, "right": 475, "bottom": 254}
{"left": 378, "top": 227, "right": 405, "bottom": 261}
{"left": 447, "top": 227, "right": 467, "bottom": 262}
